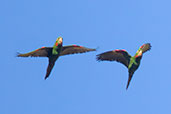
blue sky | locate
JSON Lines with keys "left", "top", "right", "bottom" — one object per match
{"left": 1, "top": 0, "right": 171, "bottom": 114}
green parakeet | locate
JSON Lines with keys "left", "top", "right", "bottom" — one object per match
{"left": 96, "top": 43, "right": 151, "bottom": 89}
{"left": 17, "top": 37, "right": 96, "bottom": 79}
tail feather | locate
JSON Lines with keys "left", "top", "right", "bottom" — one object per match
{"left": 45, "top": 62, "right": 55, "bottom": 80}
{"left": 126, "top": 72, "right": 134, "bottom": 90}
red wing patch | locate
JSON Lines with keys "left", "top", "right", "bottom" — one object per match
{"left": 114, "top": 49, "right": 120, "bottom": 52}
{"left": 35, "top": 49, "right": 39, "bottom": 51}
{"left": 36, "top": 47, "right": 45, "bottom": 51}
{"left": 73, "top": 45, "right": 83, "bottom": 48}
{"left": 140, "top": 44, "right": 145, "bottom": 48}
{"left": 114, "top": 49, "right": 126, "bottom": 52}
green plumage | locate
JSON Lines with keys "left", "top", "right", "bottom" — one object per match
{"left": 17, "top": 37, "right": 96, "bottom": 79}
{"left": 97, "top": 43, "right": 151, "bottom": 90}
{"left": 52, "top": 37, "right": 62, "bottom": 55}
{"left": 128, "top": 57, "right": 137, "bottom": 69}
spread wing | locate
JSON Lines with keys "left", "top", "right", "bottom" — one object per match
{"left": 96, "top": 49, "right": 131, "bottom": 68}
{"left": 17, "top": 47, "right": 52, "bottom": 57}
{"left": 60, "top": 45, "right": 96, "bottom": 56}
{"left": 140, "top": 43, "right": 151, "bottom": 53}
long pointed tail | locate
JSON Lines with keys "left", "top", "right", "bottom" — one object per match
{"left": 126, "top": 72, "right": 134, "bottom": 90}
{"left": 45, "top": 62, "right": 55, "bottom": 80}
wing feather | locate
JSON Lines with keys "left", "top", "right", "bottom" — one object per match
{"left": 17, "top": 47, "right": 52, "bottom": 57}
{"left": 60, "top": 45, "right": 96, "bottom": 56}
{"left": 140, "top": 43, "right": 151, "bottom": 53}
{"left": 96, "top": 50, "right": 131, "bottom": 68}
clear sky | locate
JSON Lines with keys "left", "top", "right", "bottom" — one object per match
{"left": 1, "top": 0, "right": 171, "bottom": 114}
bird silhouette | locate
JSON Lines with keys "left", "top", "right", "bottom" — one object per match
{"left": 17, "top": 37, "right": 96, "bottom": 79}
{"left": 96, "top": 43, "right": 151, "bottom": 89}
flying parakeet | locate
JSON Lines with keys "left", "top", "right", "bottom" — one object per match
{"left": 96, "top": 43, "right": 151, "bottom": 89}
{"left": 17, "top": 37, "right": 96, "bottom": 79}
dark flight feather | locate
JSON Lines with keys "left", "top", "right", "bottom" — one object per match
{"left": 96, "top": 50, "right": 131, "bottom": 68}
{"left": 60, "top": 45, "right": 96, "bottom": 56}
{"left": 17, "top": 47, "right": 52, "bottom": 57}
{"left": 140, "top": 43, "right": 151, "bottom": 53}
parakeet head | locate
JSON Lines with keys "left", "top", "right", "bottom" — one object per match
{"left": 54, "top": 37, "right": 63, "bottom": 46}
{"left": 56, "top": 37, "right": 63, "bottom": 44}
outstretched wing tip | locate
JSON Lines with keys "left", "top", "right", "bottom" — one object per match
{"left": 88, "top": 48, "right": 96, "bottom": 52}
{"left": 16, "top": 52, "right": 26, "bottom": 57}
{"left": 145, "top": 43, "right": 152, "bottom": 51}
{"left": 96, "top": 53, "right": 108, "bottom": 62}
{"left": 72, "top": 45, "right": 97, "bottom": 51}
{"left": 60, "top": 45, "right": 96, "bottom": 56}
{"left": 140, "top": 43, "right": 152, "bottom": 53}
{"left": 94, "top": 46, "right": 100, "bottom": 51}
{"left": 96, "top": 54, "right": 102, "bottom": 61}
{"left": 149, "top": 43, "right": 152, "bottom": 49}
{"left": 146, "top": 43, "right": 152, "bottom": 48}
{"left": 16, "top": 52, "right": 21, "bottom": 57}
